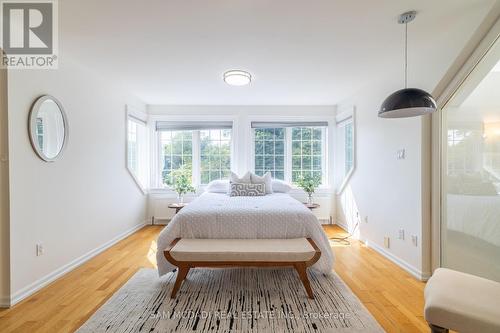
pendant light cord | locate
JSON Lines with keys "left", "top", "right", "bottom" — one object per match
{"left": 404, "top": 22, "right": 408, "bottom": 89}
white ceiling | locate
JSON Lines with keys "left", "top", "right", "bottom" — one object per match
{"left": 60, "top": 0, "right": 497, "bottom": 105}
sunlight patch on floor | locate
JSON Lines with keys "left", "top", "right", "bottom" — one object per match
{"left": 148, "top": 240, "right": 158, "bottom": 268}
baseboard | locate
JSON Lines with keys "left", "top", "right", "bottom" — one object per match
{"left": 152, "top": 217, "right": 170, "bottom": 225}
{"left": 361, "top": 237, "right": 431, "bottom": 281}
{"left": 9, "top": 222, "right": 147, "bottom": 307}
{"left": 318, "top": 218, "right": 331, "bottom": 225}
{"left": 0, "top": 296, "right": 10, "bottom": 308}
{"left": 334, "top": 220, "right": 348, "bottom": 231}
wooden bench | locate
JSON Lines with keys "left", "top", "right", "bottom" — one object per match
{"left": 164, "top": 238, "right": 321, "bottom": 299}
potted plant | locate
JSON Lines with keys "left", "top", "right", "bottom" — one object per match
{"left": 296, "top": 174, "right": 321, "bottom": 205}
{"left": 172, "top": 168, "right": 196, "bottom": 204}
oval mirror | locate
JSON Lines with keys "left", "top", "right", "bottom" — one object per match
{"left": 28, "top": 95, "right": 68, "bottom": 162}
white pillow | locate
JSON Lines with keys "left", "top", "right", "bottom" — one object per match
{"left": 272, "top": 179, "right": 292, "bottom": 193}
{"left": 230, "top": 171, "right": 251, "bottom": 184}
{"left": 205, "top": 180, "right": 229, "bottom": 193}
{"left": 250, "top": 172, "right": 273, "bottom": 194}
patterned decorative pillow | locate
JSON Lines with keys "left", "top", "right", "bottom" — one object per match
{"left": 230, "top": 182, "right": 266, "bottom": 197}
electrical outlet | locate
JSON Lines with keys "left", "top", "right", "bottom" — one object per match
{"left": 411, "top": 235, "right": 418, "bottom": 247}
{"left": 398, "top": 229, "right": 405, "bottom": 240}
{"left": 397, "top": 149, "right": 406, "bottom": 160}
{"left": 36, "top": 244, "right": 44, "bottom": 256}
{"left": 384, "top": 237, "right": 390, "bottom": 248}
{"left": 364, "top": 216, "right": 368, "bottom": 223}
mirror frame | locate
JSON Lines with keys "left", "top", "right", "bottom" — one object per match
{"left": 28, "top": 95, "right": 68, "bottom": 162}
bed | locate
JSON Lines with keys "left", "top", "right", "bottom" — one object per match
{"left": 446, "top": 194, "right": 500, "bottom": 247}
{"left": 443, "top": 194, "right": 500, "bottom": 281}
{"left": 156, "top": 192, "right": 334, "bottom": 276}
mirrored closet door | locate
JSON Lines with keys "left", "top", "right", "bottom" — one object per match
{"left": 441, "top": 37, "right": 500, "bottom": 281}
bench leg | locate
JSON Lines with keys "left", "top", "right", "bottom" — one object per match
{"left": 171, "top": 266, "right": 190, "bottom": 299}
{"left": 294, "top": 263, "right": 314, "bottom": 299}
{"left": 429, "top": 324, "right": 448, "bottom": 333}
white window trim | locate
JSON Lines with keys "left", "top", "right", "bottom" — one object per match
{"left": 248, "top": 115, "right": 334, "bottom": 191}
{"left": 156, "top": 129, "right": 194, "bottom": 187}
{"left": 192, "top": 131, "right": 201, "bottom": 187}
{"left": 125, "top": 105, "right": 148, "bottom": 195}
{"left": 146, "top": 114, "right": 334, "bottom": 195}
{"left": 149, "top": 115, "right": 238, "bottom": 192}
{"left": 335, "top": 107, "right": 356, "bottom": 194}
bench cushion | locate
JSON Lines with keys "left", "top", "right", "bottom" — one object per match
{"left": 424, "top": 268, "right": 500, "bottom": 333}
{"left": 170, "top": 238, "right": 316, "bottom": 262}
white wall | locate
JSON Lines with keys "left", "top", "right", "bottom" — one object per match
{"left": 336, "top": 84, "right": 431, "bottom": 280}
{"left": 147, "top": 105, "right": 336, "bottom": 223}
{"left": 6, "top": 58, "right": 148, "bottom": 305}
{"left": 0, "top": 53, "right": 10, "bottom": 307}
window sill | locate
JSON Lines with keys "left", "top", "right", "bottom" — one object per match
{"left": 148, "top": 186, "right": 333, "bottom": 198}
{"left": 148, "top": 188, "right": 201, "bottom": 198}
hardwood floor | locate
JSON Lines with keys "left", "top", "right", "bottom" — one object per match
{"left": 0, "top": 225, "right": 429, "bottom": 332}
{"left": 325, "top": 226, "right": 428, "bottom": 333}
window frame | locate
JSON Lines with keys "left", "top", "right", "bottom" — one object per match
{"left": 199, "top": 129, "right": 232, "bottom": 185}
{"left": 148, "top": 115, "right": 333, "bottom": 193}
{"left": 335, "top": 107, "right": 356, "bottom": 194}
{"left": 250, "top": 121, "right": 330, "bottom": 188}
{"left": 253, "top": 128, "right": 287, "bottom": 180}
{"left": 289, "top": 126, "right": 327, "bottom": 184}
{"left": 446, "top": 127, "right": 481, "bottom": 176}
{"left": 156, "top": 128, "right": 233, "bottom": 188}
{"left": 150, "top": 116, "right": 237, "bottom": 190}
{"left": 126, "top": 107, "right": 149, "bottom": 195}
{"left": 158, "top": 130, "right": 194, "bottom": 187}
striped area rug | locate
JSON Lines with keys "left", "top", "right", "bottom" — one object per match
{"left": 77, "top": 268, "right": 384, "bottom": 332}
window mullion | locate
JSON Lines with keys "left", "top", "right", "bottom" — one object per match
{"left": 285, "top": 127, "right": 292, "bottom": 183}
{"left": 192, "top": 131, "right": 201, "bottom": 188}
{"left": 157, "top": 131, "right": 163, "bottom": 188}
{"left": 250, "top": 129, "right": 256, "bottom": 173}
{"left": 322, "top": 127, "right": 327, "bottom": 186}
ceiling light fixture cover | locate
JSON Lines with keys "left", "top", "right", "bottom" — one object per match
{"left": 379, "top": 11, "right": 437, "bottom": 118}
{"left": 224, "top": 70, "right": 251, "bottom": 86}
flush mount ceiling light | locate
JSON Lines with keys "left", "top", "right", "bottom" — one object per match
{"left": 223, "top": 70, "right": 252, "bottom": 86}
{"left": 379, "top": 11, "right": 437, "bottom": 118}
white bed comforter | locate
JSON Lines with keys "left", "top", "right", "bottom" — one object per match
{"left": 447, "top": 194, "right": 500, "bottom": 246}
{"left": 156, "top": 193, "right": 334, "bottom": 276}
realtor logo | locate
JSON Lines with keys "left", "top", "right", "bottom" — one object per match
{"left": 1, "top": 0, "right": 58, "bottom": 69}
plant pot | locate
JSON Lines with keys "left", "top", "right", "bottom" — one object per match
{"left": 307, "top": 194, "right": 314, "bottom": 205}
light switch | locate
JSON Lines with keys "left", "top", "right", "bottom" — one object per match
{"left": 397, "top": 149, "right": 406, "bottom": 160}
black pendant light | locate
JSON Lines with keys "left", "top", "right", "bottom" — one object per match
{"left": 379, "top": 11, "right": 437, "bottom": 118}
